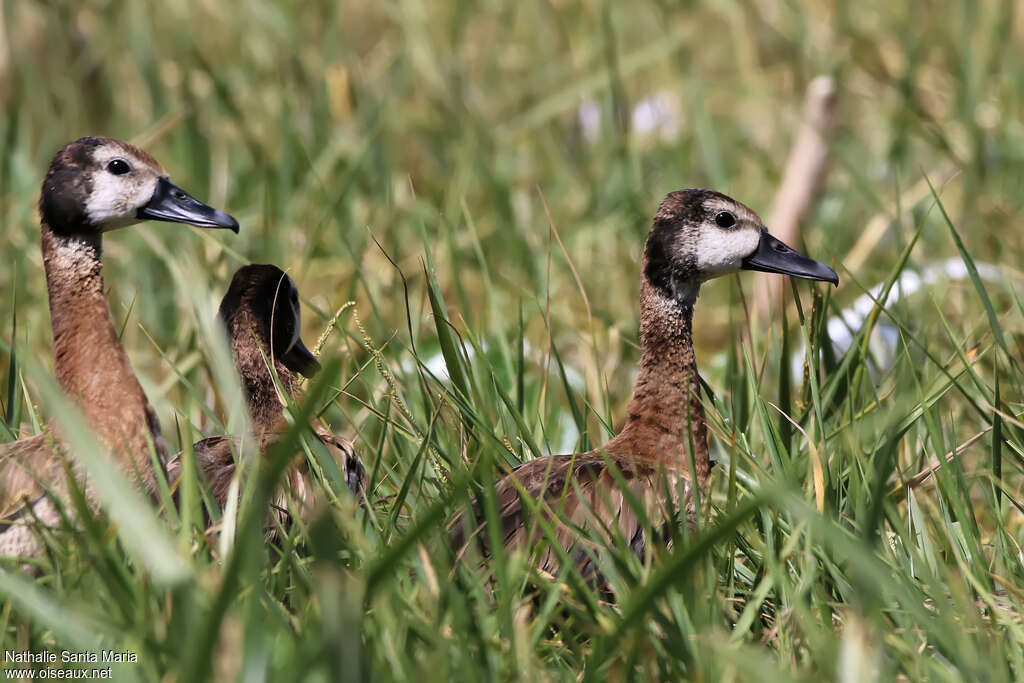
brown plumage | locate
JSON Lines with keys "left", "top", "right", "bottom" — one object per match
{"left": 166, "top": 265, "right": 364, "bottom": 530}
{"left": 452, "top": 189, "right": 838, "bottom": 582}
{"left": 0, "top": 136, "right": 238, "bottom": 558}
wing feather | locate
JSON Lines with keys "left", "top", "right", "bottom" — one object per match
{"left": 452, "top": 452, "right": 692, "bottom": 582}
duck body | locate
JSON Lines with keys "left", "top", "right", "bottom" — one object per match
{"left": 453, "top": 189, "right": 838, "bottom": 582}
{"left": 0, "top": 137, "right": 238, "bottom": 558}
{"left": 168, "top": 264, "right": 364, "bottom": 530}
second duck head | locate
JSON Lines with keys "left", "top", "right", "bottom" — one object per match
{"left": 40, "top": 136, "right": 239, "bottom": 235}
{"left": 218, "top": 264, "right": 321, "bottom": 380}
{"left": 644, "top": 189, "right": 838, "bottom": 304}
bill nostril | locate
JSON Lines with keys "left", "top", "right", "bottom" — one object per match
{"left": 172, "top": 190, "right": 187, "bottom": 201}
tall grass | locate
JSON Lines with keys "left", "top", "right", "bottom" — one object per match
{"left": 1, "top": 0, "right": 1023, "bottom": 679}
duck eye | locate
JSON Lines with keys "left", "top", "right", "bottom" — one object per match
{"left": 714, "top": 211, "right": 736, "bottom": 228}
{"left": 106, "top": 159, "right": 131, "bottom": 175}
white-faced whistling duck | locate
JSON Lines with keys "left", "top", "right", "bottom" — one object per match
{"left": 452, "top": 189, "right": 838, "bottom": 582}
{"left": 0, "top": 136, "right": 238, "bottom": 558}
{"left": 167, "top": 264, "right": 365, "bottom": 531}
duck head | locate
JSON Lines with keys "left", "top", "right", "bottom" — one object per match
{"left": 39, "top": 136, "right": 239, "bottom": 235}
{"left": 644, "top": 189, "right": 838, "bottom": 303}
{"left": 219, "top": 264, "right": 321, "bottom": 378}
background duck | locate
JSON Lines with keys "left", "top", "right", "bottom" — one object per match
{"left": 167, "top": 264, "right": 365, "bottom": 532}
{"left": 0, "top": 136, "right": 238, "bottom": 558}
{"left": 452, "top": 189, "right": 838, "bottom": 582}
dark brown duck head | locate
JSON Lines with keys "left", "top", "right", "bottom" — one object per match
{"left": 643, "top": 188, "right": 838, "bottom": 304}
{"left": 218, "top": 264, "right": 321, "bottom": 429}
{"left": 40, "top": 136, "right": 239, "bottom": 236}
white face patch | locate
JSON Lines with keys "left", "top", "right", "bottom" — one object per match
{"left": 694, "top": 224, "right": 761, "bottom": 279}
{"left": 692, "top": 197, "right": 764, "bottom": 280}
{"left": 84, "top": 147, "right": 160, "bottom": 231}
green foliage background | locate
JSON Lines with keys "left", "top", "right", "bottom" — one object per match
{"left": 0, "top": 0, "right": 1023, "bottom": 680}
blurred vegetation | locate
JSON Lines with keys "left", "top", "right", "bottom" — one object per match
{"left": 0, "top": 0, "right": 1023, "bottom": 680}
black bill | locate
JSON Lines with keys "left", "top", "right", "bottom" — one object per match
{"left": 282, "top": 337, "right": 321, "bottom": 379}
{"left": 741, "top": 231, "right": 838, "bottom": 285}
{"left": 138, "top": 177, "right": 239, "bottom": 233}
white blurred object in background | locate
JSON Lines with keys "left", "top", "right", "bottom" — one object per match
{"left": 795, "top": 257, "right": 1005, "bottom": 378}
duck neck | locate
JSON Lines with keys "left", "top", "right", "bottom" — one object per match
{"left": 608, "top": 277, "right": 710, "bottom": 488}
{"left": 41, "top": 222, "right": 166, "bottom": 485}
{"left": 229, "top": 310, "right": 300, "bottom": 432}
